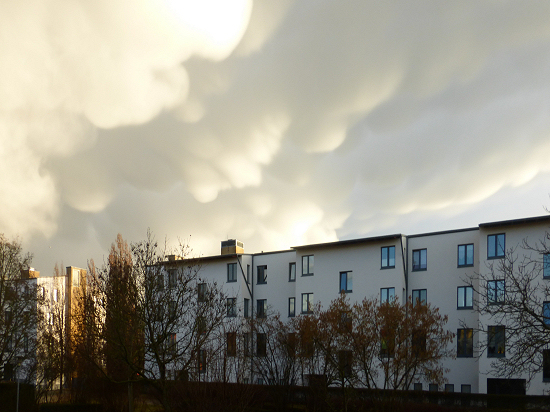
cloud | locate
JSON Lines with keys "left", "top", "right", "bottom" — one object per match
{"left": 3, "top": 0, "right": 550, "bottom": 269}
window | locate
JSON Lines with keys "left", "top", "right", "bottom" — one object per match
{"left": 257, "top": 299, "right": 267, "bottom": 318}
{"left": 544, "top": 302, "right": 550, "bottom": 326}
{"left": 246, "top": 264, "right": 250, "bottom": 283}
{"left": 243, "top": 333, "right": 251, "bottom": 357}
{"left": 227, "top": 298, "right": 237, "bottom": 317}
{"left": 302, "top": 293, "right": 314, "bottom": 314}
{"left": 487, "top": 325, "right": 505, "bottom": 357}
{"left": 487, "top": 280, "right": 505, "bottom": 305}
{"left": 197, "top": 316, "right": 206, "bottom": 335}
{"left": 380, "top": 287, "right": 395, "bottom": 304}
{"left": 457, "top": 328, "right": 473, "bottom": 357}
{"left": 227, "top": 263, "right": 237, "bottom": 282}
{"left": 339, "top": 271, "right": 352, "bottom": 293}
{"left": 412, "top": 249, "right": 427, "bottom": 271}
{"left": 198, "top": 283, "right": 207, "bottom": 302}
{"left": 227, "top": 332, "right": 237, "bottom": 357}
{"left": 381, "top": 246, "right": 395, "bottom": 269}
{"left": 338, "top": 350, "right": 352, "bottom": 378}
{"left": 414, "top": 383, "right": 423, "bottom": 391}
{"left": 411, "top": 289, "right": 427, "bottom": 306}
{"left": 445, "top": 384, "right": 454, "bottom": 393}
{"left": 302, "top": 255, "right": 314, "bottom": 276}
{"left": 288, "top": 297, "right": 295, "bottom": 317}
{"left": 458, "top": 244, "right": 474, "bottom": 267}
{"left": 168, "top": 333, "right": 177, "bottom": 354}
{"left": 198, "top": 349, "right": 206, "bottom": 373}
{"left": 244, "top": 298, "right": 250, "bottom": 318}
{"left": 339, "top": 311, "right": 352, "bottom": 333}
{"left": 461, "top": 384, "right": 471, "bottom": 393}
{"left": 544, "top": 254, "right": 550, "bottom": 279}
{"left": 429, "top": 384, "right": 438, "bottom": 392}
{"left": 168, "top": 269, "right": 177, "bottom": 288}
{"left": 257, "top": 265, "right": 267, "bottom": 284}
{"left": 457, "top": 286, "right": 473, "bottom": 309}
{"left": 73, "top": 270, "right": 80, "bottom": 287}
{"left": 380, "top": 328, "right": 394, "bottom": 357}
{"left": 53, "top": 288, "right": 58, "bottom": 302}
{"left": 5, "top": 311, "right": 12, "bottom": 324}
{"left": 543, "top": 349, "right": 550, "bottom": 382}
{"left": 289, "top": 263, "right": 296, "bottom": 282}
{"left": 168, "top": 300, "right": 177, "bottom": 319}
{"left": 257, "top": 333, "right": 267, "bottom": 356}
{"left": 157, "top": 274, "right": 165, "bottom": 290}
{"left": 487, "top": 233, "right": 505, "bottom": 259}
{"left": 412, "top": 329, "right": 426, "bottom": 355}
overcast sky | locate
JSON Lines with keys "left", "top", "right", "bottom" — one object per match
{"left": 2, "top": 0, "right": 550, "bottom": 272}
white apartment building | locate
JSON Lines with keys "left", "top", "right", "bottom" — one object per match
{"left": 176, "top": 215, "right": 550, "bottom": 395}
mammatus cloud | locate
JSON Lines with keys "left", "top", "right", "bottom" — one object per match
{"left": 2, "top": 1, "right": 550, "bottom": 270}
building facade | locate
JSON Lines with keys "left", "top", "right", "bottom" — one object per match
{"left": 173, "top": 215, "right": 550, "bottom": 395}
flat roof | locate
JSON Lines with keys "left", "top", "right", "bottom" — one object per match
{"left": 479, "top": 214, "right": 550, "bottom": 228}
{"left": 292, "top": 234, "right": 402, "bottom": 250}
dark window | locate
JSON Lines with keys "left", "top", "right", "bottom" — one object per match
{"left": 288, "top": 297, "right": 295, "bottom": 317}
{"left": 257, "top": 265, "right": 267, "bottom": 284}
{"left": 168, "top": 300, "right": 177, "bottom": 319}
{"left": 380, "top": 287, "right": 395, "bottom": 303}
{"left": 487, "top": 280, "right": 505, "bottom": 305}
{"left": 257, "top": 299, "right": 267, "bottom": 318}
{"left": 243, "top": 333, "right": 251, "bottom": 357}
{"left": 461, "top": 384, "right": 471, "bottom": 393}
{"left": 457, "top": 328, "right": 473, "bottom": 357}
{"left": 302, "top": 255, "right": 314, "bottom": 276}
{"left": 338, "top": 350, "right": 352, "bottom": 378}
{"left": 457, "top": 286, "right": 473, "bottom": 309}
{"left": 543, "top": 349, "right": 550, "bottom": 382}
{"left": 168, "top": 269, "right": 177, "bottom": 288}
{"left": 380, "top": 328, "right": 394, "bottom": 357}
{"left": 458, "top": 244, "right": 474, "bottom": 267}
{"left": 244, "top": 298, "right": 250, "bottom": 318}
{"left": 227, "top": 332, "right": 237, "bottom": 357}
{"left": 198, "top": 349, "right": 206, "bottom": 373}
{"left": 488, "top": 325, "right": 505, "bottom": 358}
{"left": 168, "top": 333, "right": 177, "bottom": 354}
{"left": 227, "top": 263, "right": 237, "bottom": 282}
{"left": 339, "top": 271, "right": 352, "bottom": 293}
{"left": 544, "top": 302, "right": 550, "bottom": 326}
{"left": 381, "top": 246, "right": 395, "bottom": 269}
{"left": 289, "top": 263, "right": 296, "bottom": 282}
{"left": 227, "top": 298, "right": 237, "bottom": 317}
{"left": 302, "top": 293, "right": 314, "bottom": 314}
{"left": 197, "top": 283, "right": 207, "bottom": 302}
{"left": 412, "top": 329, "right": 426, "bottom": 355}
{"left": 411, "top": 289, "right": 427, "bottom": 306}
{"left": 488, "top": 233, "right": 505, "bottom": 259}
{"left": 246, "top": 264, "right": 250, "bottom": 283}
{"left": 257, "top": 333, "right": 267, "bottom": 356}
{"left": 339, "top": 311, "right": 352, "bottom": 333}
{"left": 429, "top": 384, "right": 438, "bottom": 392}
{"left": 197, "top": 316, "right": 206, "bottom": 334}
{"left": 445, "top": 384, "right": 454, "bottom": 392}
{"left": 412, "top": 249, "right": 427, "bottom": 271}
{"left": 414, "top": 383, "right": 423, "bottom": 391}
{"left": 544, "top": 254, "right": 550, "bottom": 279}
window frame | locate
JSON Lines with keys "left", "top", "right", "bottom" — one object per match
{"left": 257, "top": 333, "right": 267, "bottom": 357}
{"left": 457, "top": 328, "right": 473, "bottom": 358}
{"left": 487, "top": 325, "right": 505, "bottom": 358}
{"left": 544, "top": 254, "right": 550, "bottom": 279}
{"left": 302, "top": 255, "right": 314, "bottom": 276}
{"left": 457, "top": 244, "right": 474, "bottom": 267}
{"left": 197, "top": 283, "right": 207, "bottom": 302}
{"left": 339, "top": 271, "right": 353, "bottom": 293}
{"left": 227, "top": 332, "right": 237, "bottom": 357}
{"left": 289, "top": 262, "right": 296, "bottom": 282}
{"left": 411, "top": 289, "right": 427, "bottom": 306}
{"left": 244, "top": 298, "right": 250, "bottom": 318}
{"left": 257, "top": 299, "right": 267, "bottom": 318}
{"left": 544, "top": 301, "right": 550, "bottom": 326}
{"left": 380, "top": 287, "right": 395, "bottom": 304}
{"left": 412, "top": 249, "right": 427, "bottom": 271}
{"left": 487, "top": 233, "right": 505, "bottom": 259}
{"left": 487, "top": 280, "right": 505, "bottom": 305}
{"left": 227, "top": 263, "right": 237, "bottom": 283}
{"left": 288, "top": 297, "right": 295, "bottom": 317}
{"left": 301, "top": 293, "right": 314, "bottom": 314}
{"left": 226, "top": 298, "right": 237, "bottom": 317}
{"left": 457, "top": 286, "right": 474, "bottom": 309}
{"left": 381, "top": 246, "right": 396, "bottom": 269}
{"left": 257, "top": 265, "right": 267, "bottom": 284}
{"left": 543, "top": 349, "right": 550, "bottom": 382}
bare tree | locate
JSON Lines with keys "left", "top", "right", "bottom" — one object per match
{"left": 0, "top": 234, "right": 40, "bottom": 383}
{"left": 473, "top": 233, "right": 550, "bottom": 383}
